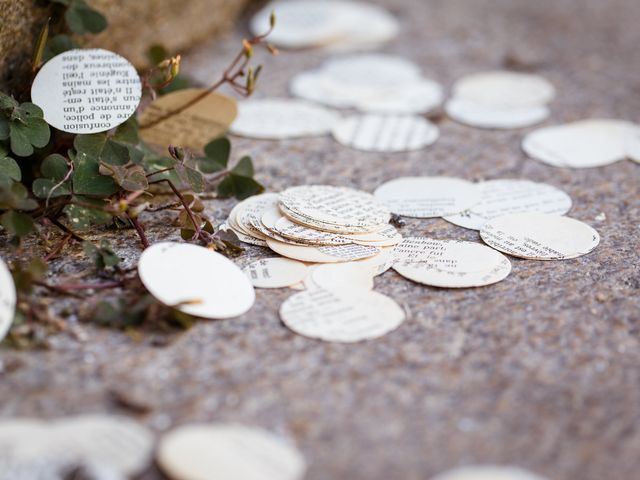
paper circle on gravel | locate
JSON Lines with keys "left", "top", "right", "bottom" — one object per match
{"left": 231, "top": 99, "right": 339, "bottom": 139}
{"left": 138, "top": 88, "right": 237, "bottom": 150}
{"left": 280, "top": 288, "right": 404, "bottom": 342}
{"left": 333, "top": 114, "right": 439, "bottom": 152}
{"left": 322, "top": 54, "right": 422, "bottom": 89}
{"left": 481, "top": 213, "right": 600, "bottom": 260}
{"left": 392, "top": 239, "right": 511, "bottom": 288}
{"left": 250, "top": 0, "right": 346, "bottom": 48}
{"left": 356, "top": 80, "right": 444, "bottom": 114}
{"left": 31, "top": 49, "right": 141, "bottom": 134}
{"left": 452, "top": 71, "right": 555, "bottom": 108}
{"left": 310, "top": 263, "right": 374, "bottom": 292}
{"left": 0, "top": 257, "right": 16, "bottom": 342}
{"left": 444, "top": 179, "right": 572, "bottom": 230}
{"left": 431, "top": 465, "right": 549, "bottom": 480}
{"left": 274, "top": 215, "right": 351, "bottom": 245}
{"left": 280, "top": 185, "right": 390, "bottom": 228}
{"left": 446, "top": 98, "right": 549, "bottom": 129}
{"left": 326, "top": 1, "right": 399, "bottom": 50}
{"left": 522, "top": 119, "right": 638, "bottom": 168}
{"left": 157, "top": 423, "right": 306, "bottom": 480}
{"left": 267, "top": 238, "right": 379, "bottom": 263}
{"left": 138, "top": 242, "right": 255, "bottom": 318}
{"left": 626, "top": 128, "right": 640, "bottom": 163}
{"left": 243, "top": 258, "right": 309, "bottom": 288}
{"left": 374, "top": 177, "right": 480, "bottom": 218}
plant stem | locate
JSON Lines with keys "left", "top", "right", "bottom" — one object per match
{"left": 43, "top": 233, "right": 72, "bottom": 263}
{"left": 129, "top": 215, "right": 150, "bottom": 249}
{"left": 164, "top": 179, "right": 208, "bottom": 242}
{"left": 49, "top": 217, "right": 85, "bottom": 242}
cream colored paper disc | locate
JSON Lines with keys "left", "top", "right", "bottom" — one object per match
{"left": 332, "top": 114, "right": 439, "bottom": 152}
{"left": 280, "top": 288, "right": 404, "bottom": 342}
{"left": 0, "top": 257, "right": 16, "bottom": 342}
{"left": 374, "top": 177, "right": 480, "bottom": 218}
{"left": 243, "top": 258, "right": 309, "bottom": 288}
{"left": 480, "top": 213, "right": 600, "bottom": 260}
{"left": 266, "top": 238, "right": 379, "bottom": 263}
{"left": 139, "top": 88, "right": 237, "bottom": 150}
{"left": 626, "top": 128, "right": 640, "bottom": 163}
{"left": 31, "top": 49, "right": 141, "bottom": 134}
{"left": 444, "top": 179, "right": 572, "bottom": 230}
{"left": 522, "top": 119, "right": 638, "bottom": 168}
{"left": 231, "top": 99, "right": 339, "bottom": 139}
{"left": 321, "top": 54, "right": 422, "bottom": 89}
{"left": 309, "top": 262, "right": 374, "bottom": 292}
{"left": 138, "top": 242, "right": 255, "bottom": 318}
{"left": 157, "top": 423, "right": 306, "bottom": 480}
{"left": 430, "top": 465, "right": 549, "bottom": 480}
{"left": 394, "top": 256, "right": 511, "bottom": 288}
{"left": 274, "top": 215, "right": 351, "bottom": 246}
{"left": 356, "top": 79, "right": 444, "bottom": 115}
{"left": 446, "top": 98, "right": 549, "bottom": 129}
{"left": 452, "top": 71, "right": 555, "bottom": 108}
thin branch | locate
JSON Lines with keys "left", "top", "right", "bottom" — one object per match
{"left": 43, "top": 233, "right": 72, "bottom": 263}
{"left": 49, "top": 217, "right": 85, "bottom": 242}
{"left": 164, "top": 179, "right": 208, "bottom": 242}
{"left": 129, "top": 215, "right": 150, "bottom": 249}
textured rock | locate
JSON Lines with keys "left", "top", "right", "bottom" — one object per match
{"left": 1, "top": 1, "right": 640, "bottom": 480}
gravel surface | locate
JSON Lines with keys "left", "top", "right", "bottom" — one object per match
{"left": 1, "top": 1, "right": 639, "bottom": 479}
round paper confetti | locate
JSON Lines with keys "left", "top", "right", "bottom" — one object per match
{"left": 138, "top": 88, "right": 237, "bottom": 150}
{"left": 444, "top": 179, "right": 572, "bottom": 230}
{"left": 231, "top": 99, "right": 339, "bottom": 139}
{"left": 280, "top": 185, "right": 390, "bottom": 229}
{"left": 451, "top": 71, "right": 555, "bottom": 108}
{"left": 626, "top": 128, "right": 640, "bottom": 163}
{"left": 250, "top": 0, "right": 348, "bottom": 48}
{"left": 325, "top": 1, "right": 399, "bottom": 50}
{"left": 374, "top": 177, "right": 480, "bottom": 218}
{"left": 243, "top": 258, "right": 309, "bottom": 289}
{"left": 332, "top": 114, "right": 439, "bottom": 152}
{"left": 274, "top": 215, "right": 351, "bottom": 246}
{"left": 480, "top": 213, "right": 600, "bottom": 260}
{"left": 310, "top": 262, "right": 374, "bottom": 292}
{"left": 0, "top": 257, "right": 16, "bottom": 343}
{"left": 322, "top": 54, "right": 422, "bottom": 89}
{"left": 431, "top": 465, "right": 549, "bottom": 480}
{"left": 356, "top": 79, "right": 444, "bottom": 114}
{"left": 138, "top": 242, "right": 255, "bottom": 318}
{"left": 280, "top": 288, "right": 404, "bottom": 342}
{"left": 522, "top": 119, "right": 639, "bottom": 168}
{"left": 157, "top": 423, "right": 306, "bottom": 480}
{"left": 31, "top": 49, "right": 141, "bottom": 134}
{"left": 266, "top": 238, "right": 379, "bottom": 263}
{"left": 445, "top": 98, "right": 549, "bottom": 129}
{"left": 393, "top": 238, "right": 511, "bottom": 288}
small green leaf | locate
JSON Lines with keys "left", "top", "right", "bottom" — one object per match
{"left": 231, "top": 156, "right": 254, "bottom": 177}
{"left": 199, "top": 137, "right": 230, "bottom": 173}
{"left": 100, "top": 163, "right": 148, "bottom": 192}
{"left": 6, "top": 102, "right": 50, "bottom": 157}
{"left": 72, "top": 150, "right": 118, "bottom": 196}
{"left": 83, "top": 239, "right": 121, "bottom": 270}
{"left": 174, "top": 164, "right": 205, "bottom": 193}
{"left": 74, "top": 133, "right": 130, "bottom": 166}
{"left": 1, "top": 210, "right": 35, "bottom": 237}
{"left": 0, "top": 156, "right": 21, "bottom": 182}
{"left": 112, "top": 117, "right": 139, "bottom": 144}
{"left": 65, "top": 0, "right": 107, "bottom": 34}
{"left": 0, "top": 117, "right": 9, "bottom": 140}
{"left": 33, "top": 154, "right": 72, "bottom": 199}
{"left": 41, "top": 154, "right": 70, "bottom": 180}
{"left": 43, "top": 34, "right": 79, "bottom": 62}
{"left": 217, "top": 174, "right": 264, "bottom": 200}
{"left": 64, "top": 197, "right": 112, "bottom": 230}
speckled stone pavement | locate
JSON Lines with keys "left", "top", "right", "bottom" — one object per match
{"left": 1, "top": 1, "right": 639, "bottom": 479}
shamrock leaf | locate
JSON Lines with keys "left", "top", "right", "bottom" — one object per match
{"left": 198, "top": 137, "right": 230, "bottom": 173}
{"left": 99, "top": 163, "right": 148, "bottom": 192}
{"left": 0, "top": 179, "right": 38, "bottom": 211}
{"left": 60, "top": 0, "right": 108, "bottom": 35}
{"left": 216, "top": 156, "right": 264, "bottom": 200}
{"left": 0, "top": 97, "right": 50, "bottom": 157}
{"left": 174, "top": 163, "right": 205, "bottom": 193}
{"left": 83, "top": 240, "right": 121, "bottom": 271}
{"left": 0, "top": 210, "right": 35, "bottom": 237}
{"left": 0, "top": 146, "right": 21, "bottom": 182}
{"left": 63, "top": 197, "right": 112, "bottom": 230}
{"left": 32, "top": 154, "right": 72, "bottom": 199}
{"left": 43, "top": 34, "right": 79, "bottom": 62}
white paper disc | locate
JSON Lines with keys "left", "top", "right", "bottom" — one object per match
{"left": 231, "top": 99, "right": 339, "bottom": 139}
{"left": 431, "top": 465, "right": 549, "bottom": 480}
{"left": 480, "top": 213, "right": 600, "bottom": 260}
{"left": 266, "top": 238, "right": 379, "bottom": 263}
{"left": 250, "top": 0, "right": 347, "bottom": 48}
{"left": 138, "top": 242, "right": 255, "bottom": 318}
{"left": 332, "top": 114, "right": 439, "bottom": 152}
{"left": 522, "top": 119, "right": 639, "bottom": 168}
{"left": 444, "top": 179, "right": 572, "bottom": 230}
{"left": 0, "top": 257, "right": 16, "bottom": 342}
{"left": 356, "top": 79, "right": 444, "bottom": 114}
{"left": 280, "top": 288, "right": 404, "bottom": 342}
{"left": 446, "top": 98, "right": 549, "bottom": 129}
{"left": 626, "top": 127, "right": 640, "bottom": 163}
{"left": 243, "top": 258, "right": 309, "bottom": 289}
{"left": 451, "top": 71, "right": 555, "bottom": 108}
{"left": 279, "top": 185, "right": 390, "bottom": 228}
{"left": 157, "top": 423, "right": 306, "bottom": 480}
{"left": 274, "top": 215, "right": 351, "bottom": 245}
{"left": 328, "top": 1, "right": 399, "bottom": 50}
{"left": 309, "top": 262, "right": 374, "bottom": 292}
{"left": 31, "top": 49, "right": 141, "bottom": 134}
{"left": 374, "top": 177, "right": 480, "bottom": 218}
{"left": 321, "top": 54, "right": 422, "bottom": 89}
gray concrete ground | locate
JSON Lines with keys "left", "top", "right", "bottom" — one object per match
{"left": 1, "top": 0, "right": 639, "bottom": 479}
